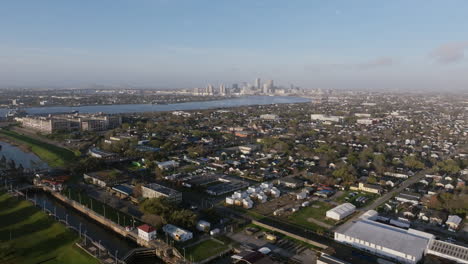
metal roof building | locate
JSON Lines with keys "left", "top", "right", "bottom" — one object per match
{"left": 326, "top": 203, "right": 356, "bottom": 221}
{"left": 335, "top": 219, "right": 434, "bottom": 264}
{"left": 426, "top": 240, "right": 468, "bottom": 264}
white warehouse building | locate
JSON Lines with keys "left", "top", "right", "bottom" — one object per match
{"left": 162, "top": 224, "right": 193, "bottom": 242}
{"left": 335, "top": 217, "right": 434, "bottom": 264}
{"left": 326, "top": 203, "right": 356, "bottom": 221}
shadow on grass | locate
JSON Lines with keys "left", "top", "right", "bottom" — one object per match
{"left": 20, "top": 230, "right": 77, "bottom": 261}
{"left": 0, "top": 203, "right": 38, "bottom": 230}
{"left": 0, "top": 206, "right": 54, "bottom": 241}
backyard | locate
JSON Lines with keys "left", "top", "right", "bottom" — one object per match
{"left": 286, "top": 201, "right": 335, "bottom": 231}
{"left": 0, "top": 192, "right": 98, "bottom": 264}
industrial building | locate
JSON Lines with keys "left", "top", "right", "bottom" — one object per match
{"left": 426, "top": 239, "right": 468, "bottom": 264}
{"left": 141, "top": 183, "right": 182, "bottom": 203}
{"left": 326, "top": 203, "right": 356, "bottom": 221}
{"left": 310, "top": 114, "right": 343, "bottom": 122}
{"left": 162, "top": 224, "right": 193, "bottom": 242}
{"left": 15, "top": 113, "right": 121, "bottom": 134}
{"left": 334, "top": 211, "right": 434, "bottom": 264}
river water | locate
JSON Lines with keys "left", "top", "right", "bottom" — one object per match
{"left": 0, "top": 95, "right": 309, "bottom": 115}
{"left": 0, "top": 141, "right": 48, "bottom": 170}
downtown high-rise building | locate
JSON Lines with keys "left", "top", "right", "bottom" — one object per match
{"left": 207, "top": 84, "right": 214, "bottom": 95}
{"left": 255, "top": 78, "right": 261, "bottom": 90}
{"left": 219, "top": 84, "right": 226, "bottom": 95}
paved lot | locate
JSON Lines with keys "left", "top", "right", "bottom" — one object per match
{"left": 228, "top": 231, "right": 316, "bottom": 263}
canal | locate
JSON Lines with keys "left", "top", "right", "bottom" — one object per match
{"left": 1, "top": 141, "right": 140, "bottom": 259}
{"left": 0, "top": 141, "right": 48, "bottom": 170}
{"left": 28, "top": 190, "right": 139, "bottom": 259}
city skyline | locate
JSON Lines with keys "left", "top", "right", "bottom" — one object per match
{"left": 1, "top": 1, "right": 467, "bottom": 91}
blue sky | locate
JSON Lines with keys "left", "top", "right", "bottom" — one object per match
{"left": 1, "top": 0, "right": 467, "bottom": 90}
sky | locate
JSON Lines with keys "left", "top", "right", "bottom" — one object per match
{"left": 0, "top": 0, "right": 467, "bottom": 91}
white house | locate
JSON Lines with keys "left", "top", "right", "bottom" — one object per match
{"left": 137, "top": 224, "right": 156, "bottom": 241}
{"left": 446, "top": 215, "right": 462, "bottom": 230}
{"left": 163, "top": 224, "right": 193, "bottom": 242}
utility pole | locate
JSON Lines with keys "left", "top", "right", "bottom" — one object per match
{"left": 79, "top": 223, "right": 82, "bottom": 238}
{"left": 115, "top": 250, "right": 118, "bottom": 264}
{"left": 84, "top": 230, "right": 87, "bottom": 246}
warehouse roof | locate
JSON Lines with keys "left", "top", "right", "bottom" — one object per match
{"left": 327, "top": 203, "right": 356, "bottom": 216}
{"left": 427, "top": 240, "right": 468, "bottom": 262}
{"left": 337, "top": 219, "right": 433, "bottom": 257}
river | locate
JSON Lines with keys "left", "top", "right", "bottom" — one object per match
{"left": 0, "top": 141, "right": 48, "bottom": 170}
{"left": 0, "top": 95, "right": 309, "bottom": 115}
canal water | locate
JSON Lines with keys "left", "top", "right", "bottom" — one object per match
{"left": 1, "top": 141, "right": 139, "bottom": 259}
{"left": 30, "top": 190, "right": 138, "bottom": 259}
{"left": 0, "top": 95, "right": 309, "bottom": 115}
{"left": 0, "top": 141, "right": 48, "bottom": 170}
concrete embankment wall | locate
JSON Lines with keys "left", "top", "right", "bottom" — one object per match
{"left": 45, "top": 188, "right": 185, "bottom": 262}
{"left": 47, "top": 189, "right": 159, "bottom": 248}
{"left": 252, "top": 220, "right": 328, "bottom": 249}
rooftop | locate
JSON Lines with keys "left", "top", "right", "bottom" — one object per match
{"left": 337, "top": 219, "right": 433, "bottom": 257}
{"left": 144, "top": 183, "right": 180, "bottom": 196}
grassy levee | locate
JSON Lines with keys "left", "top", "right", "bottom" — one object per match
{"left": 0, "top": 129, "right": 77, "bottom": 167}
{"left": 0, "top": 192, "right": 98, "bottom": 264}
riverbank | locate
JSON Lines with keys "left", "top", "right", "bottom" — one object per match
{"left": 0, "top": 192, "right": 99, "bottom": 264}
{"left": 0, "top": 96, "right": 310, "bottom": 116}
{"left": 0, "top": 129, "right": 77, "bottom": 168}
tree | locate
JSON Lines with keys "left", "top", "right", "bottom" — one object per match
{"left": 404, "top": 156, "right": 425, "bottom": 170}
{"left": 142, "top": 214, "right": 164, "bottom": 229}
{"left": 133, "top": 184, "right": 143, "bottom": 198}
{"left": 332, "top": 165, "right": 357, "bottom": 185}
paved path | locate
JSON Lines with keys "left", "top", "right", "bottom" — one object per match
{"left": 362, "top": 172, "right": 426, "bottom": 212}
{"left": 336, "top": 171, "right": 427, "bottom": 232}
{"left": 307, "top": 217, "right": 333, "bottom": 229}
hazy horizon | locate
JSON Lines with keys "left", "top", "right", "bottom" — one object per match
{"left": 1, "top": 1, "right": 467, "bottom": 91}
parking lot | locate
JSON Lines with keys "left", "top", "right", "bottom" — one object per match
{"left": 227, "top": 227, "right": 316, "bottom": 264}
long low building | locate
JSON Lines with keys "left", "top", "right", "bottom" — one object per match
{"left": 426, "top": 239, "right": 468, "bottom": 264}
{"left": 16, "top": 113, "right": 121, "bottom": 134}
{"left": 335, "top": 215, "right": 434, "bottom": 264}
{"left": 326, "top": 203, "right": 356, "bottom": 221}
{"left": 141, "top": 183, "right": 182, "bottom": 203}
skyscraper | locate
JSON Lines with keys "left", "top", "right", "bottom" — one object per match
{"left": 207, "top": 84, "right": 214, "bottom": 95}
{"left": 267, "top": 80, "right": 274, "bottom": 90}
{"left": 255, "top": 78, "right": 261, "bottom": 90}
{"left": 219, "top": 84, "right": 226, "bottom": 96}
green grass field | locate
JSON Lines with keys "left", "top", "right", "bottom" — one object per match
{"left": 0, "top": 129, "right": 77, "bottom": 167}
{"left": 184, "top": 238, "right": 229, "bottom": 262}
{"left": 287, "top": 201, "right": 334, "bottom": 231}
{"left": 0, "top": 192, "right": 98, "bottom": 264}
